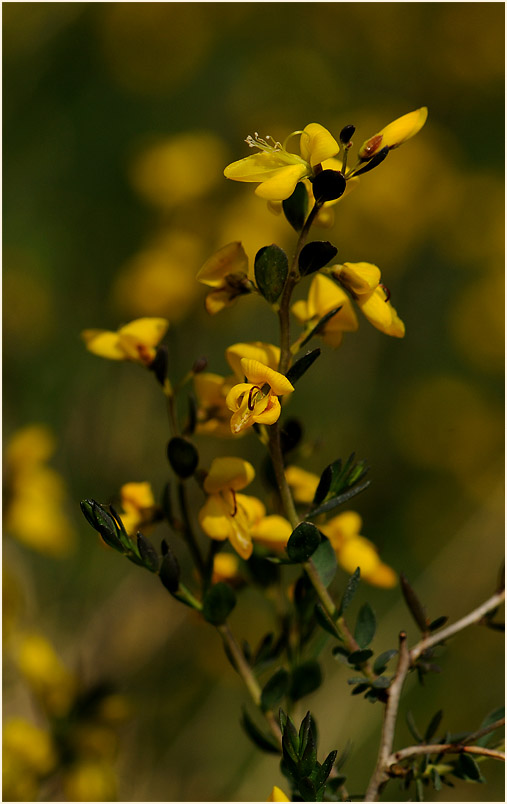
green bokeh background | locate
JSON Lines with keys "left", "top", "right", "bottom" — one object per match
{"left": 3, "top": 3, "right": 504, "bottom": 801}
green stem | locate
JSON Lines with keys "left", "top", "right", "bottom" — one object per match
{"left": 268, "top": 423, "right": 298, "bottom": 527}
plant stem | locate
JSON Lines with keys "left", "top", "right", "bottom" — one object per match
{"left": 389, "top": 743, "right": 505, "bottom": 765}
{"left": 267, "top": 423, "right": 298, "bottom": 527}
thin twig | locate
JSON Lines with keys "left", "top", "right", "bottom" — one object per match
{"left": 464, "top": 717, "right": 505, "bottom": 745}
{"left": 390, "top": 743, "right": 505, "bottom": 764}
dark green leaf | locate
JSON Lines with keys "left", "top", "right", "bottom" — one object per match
{"left": 312, "top": 464, "right": 334, "bottom": 506}
{"left": 415, "top": 777, "right": 424, "bottom": 801}
{"left": 283, "top": 181, "right": 308, "bottom": 232}
{"left": 424, "top": 709, "right": 443, "bottom": 742}
{"left": 373, "top": 649, "right": 398, "bottom": 675}
{"left": 167, "top": 437, "right": 199, "bottom": 479}
{"left": 428, "top": 615, "right": 448, "bottom": 631}
{"left": 285, "top": 349, "right": 321, "bottom": 386}
{"left": 183, "top": 392, "right": 197, "bottom": 436}
{"left": 159, "top": 549, "right": 180, "bottom": 594}
{"left": 136, "top": 532, "right": 159, "bottom": 572}
{"left": 430, "top": 767, "right": 442, "bottom": 791}
{"left": 307, "top": 480, "right": 371, "bottom": 518}
{"left": 347, "top": 649, "right": 373, "bottom": 666}
{"left": 351, "top": 683, "right": 369, "bottom": 695}
{"left": 254, "top": 244, "right": 288, "bottom": 303}
{"left": 454, "top": 753, "right": 485, "bottom": 783}
{"left": 326, "top": 776, "right": 347, "bottom": 796}
{"left": 371, "top": 676, "right": 391, "bottom": 689}
{"left": 160, "top": 483, "right": 174, "bottom": 524}
{"left": 347, "top": 677, "right": 366, "bottom": 685}
{"left": 299, "top": 711, "right": 315, "bottom": 756}
{"left": 338, "top": 568, "right": 361, "bottom": 616}
{"left": 316, "top": 749, "right": 337, "bottom": 787}
{"left": 314, "top": 604, "right": 340, "bottom": 637}
{"left": 309, "top": 537, "right": 337, "bottom": 587}
{"left": 400, "top": 574, "right": 428, "bottom": 632}
{"left": 289, "top": 661, "right": 323, "bottom": 701}
{"left": 80, "top": 500, "right": 124, "bottom": 552}
{"left": 332, "top": 645, "right": 350, "bottom": 663}
{"left": 297, "top": 777, "right": 316, "bottom": 801}
{"left": 287, "top": 522, "right": 322, "bottom": 562}
{"left": 202, "top": 582, "right": 236, "bottom": 625}
{"left": 354, "top": 603, "right": 376, "bottom": 649}
{"left": 241, "top": 708, "right": 280, "bottom": 754}
{"left": 261, "top": 668, "right": 290, "bottom": 711}
{"left": 406, "top": 711, "right": 423, "bottom": 743}
{"left": 280, "top": 710, "right": 299, "bottom": 756}
{"left": 298, "top": 241, "right": 338, "bottom": 277}
{"left": 476, "top": 705, "right": 505, "bottom": 746}
{"left": 300, "top": 306, "right": 343, "bottom": 349}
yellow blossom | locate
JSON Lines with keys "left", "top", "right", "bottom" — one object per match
{"left": 118, "top": 482, "right": 156, "bottom": 536}
{"left": 226, "top": 341, "right": 281, "bottom": 380}
{"left": 332, "top": 262, "right": 405, "bottom": 338}
{"left": 292, "top": 274, "right": 358, "bottom": 348}
{"left": 81, "top": 317, "right": 168, "bottom": 365}
{"left": 4, "top": 425, "right": 75, "bottom": 557}
{"left": 285, "top": 466, "right": 320, "bottom": 504}
{"left": 198, "top": 457, "right": 264, "bottom": 559}
{"left": 224, "top": 124, "right": 339, "bottom": 201}
{"left": 63, "top": 759, "right": 117, "bottom": 802}
{"left": 359, "top": 107, "right": 428, "bottom": 160}
{"left": 15, "top": 632, "right": 76, "bottom": 716}
{"left": 211, "top": 553, "right": 242, "bottom": 584}
{"left": 268, "top": 785, "right": 291, "bottom": 801}
{"left": 251, "top": 515, "right": 293, "bottom": 552}
{"left": 197, "top": 241, "right": 251, "bottom": 314}
{"left": 321, "top": 512, "right": 396, "bottom": 588}
{"left": 194, "top": 372, "right": 237, "bottom": 437}
{"left": 3, "top": 718, "right": 57, "bottom": 776}
{"left": 226, "top": 358, "right": 294, "bottom": 434}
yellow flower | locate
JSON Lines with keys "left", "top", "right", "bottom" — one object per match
{"left": 4, "top": 425, "right": 75, "bottom": 557}
{"left": 359, "top": 107, "right": 428, "bottom": 160}
{"left": 332, "top": 262, "right": 405, "bottom": 338}
{"left": 63, "top": 759, "right": 117, "bottom": 802}
{"left": 197, "top": 241, "right": 252, "bottom": 314}
{"left": 251, "top": 515, "right": 293, "bottom": 552}
{"left": 118, "top": 482, "right": 156, "bottom": 536}
{"left": 224, "top": 124, "right": 339, "bottom": 201}
{"left": 292, "top": 274, "right": 358, "bottom": 348}
{"left": 226, "top": 359, "right": 294, "bottom": 434}
{"left": 194, "top": 372, "right": 237, "bottom": 437}
{"left": 16, "top": 632, "right": 76, "bottom": 716}
{"left": 198, "top": 457, "right": 265, "bottom": 559}
{"left": 321, "top": 512, "right": 396, "bottom": 588}
{"left": 285, "top": 466, "right": 320, "bottom": 504}
{"left": 268, "top": 785, "right": 291, "bottom": 801}
{"left": 3, "top": 718, "right": 57, "bottom": 776}
{"left": 226, "top": 341, "right": 281, "bottom": 380}
{"left": 81, "top": 317, "right": 168, "bottom": 365}
{"left": 211, "top": 553, "right": 242, "bottom": 584}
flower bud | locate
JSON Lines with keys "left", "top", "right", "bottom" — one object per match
{"left": 80, "top": 500, "right": 124, "bottom": 552}
{"left": 311, "top": 170, "right": 346, "bottom": 203}
{"left": 192, "top": 356, "right": 208, "bottom": 374}
{"left": 339, "top": 124, "right": 355, "bottom": 144}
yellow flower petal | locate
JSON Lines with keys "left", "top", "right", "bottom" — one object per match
{"left": 120, "top": 481, "right": 155, "bottom": 513}
{"left": 321, "top": 510, "right": 362, "bottom": 550}
{"left": 251, "top": 395, "right": 281, "bottom": 427}
{"left": 118, "top": 317, "right": 169, "bottom": 346}
{"left": 240, "top": 358, "right": 294, "bottom": 395}
{"left": 359, "top": 107, "right": 428, "bottom": 159}
{"left": 357, "top": 287, "right": 405, "bottom": 337}
{"left": 198, "top": 494, "right": 234, "bottom": 541}
{"left": 285, "top": 466, "right": 320, "bottom": 504}
{"left": 226, "top": 342, "right": 280, "bottom": 380}
{"left": 251, "top": 515, "right": 292, "bottom": 551}
{"left": 254, "top": 164, "right": 308, "bottom": 201}
{"left": 300, "top": 123, "right": 339, "bottom": 167}
{"left": 212, "top": 553, "right": 241, "bottom": 583}
{"left": 204, "top": 288, "right": 238, "bottom": 315}
{"left": 337, "top": 262, "right": 382, "bottom": 294}
{"left": 268, "top": 785, "right": 291, "bottom": 802}
{"left": 81, "top": 330, "right": 125, "bottom": 360}
{"left": 203, "top": 457, "right": 255, "bottom": 494}
{"left": 197, "top": 242, "right": 248, "bottom": 287}
{"left": 363, "top": 562, "right": 397, "bottom": 588}
{"left": 338, "top": 536, "right": 380, "bottom": 577}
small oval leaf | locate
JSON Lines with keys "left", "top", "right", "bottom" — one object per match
{"left": 299, "top": 240, "right": 338, "bottom": 277}
{"left": 287, "top": 522, "right": 321, "bottom": 563}
{"left": 254, "top": 244, "right": 288, "bottom": 303}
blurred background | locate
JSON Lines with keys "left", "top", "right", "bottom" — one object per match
{"left": 3, "top": 3, "right": 504, "bottom": 801}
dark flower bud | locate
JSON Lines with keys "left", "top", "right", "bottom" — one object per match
{"left": 167, "top": 436, "right": 199, "bottom": 479}
{"left": 339, "top": 124, "right": 355, "bottom": 144}
{"left": 192, "top": 356, "right": 208, "bottom": 374}
{"left": 311, "top": 170, "right": 346, "bottom": 203}
{"left": 148, "top": 344, "right": 169, "bottom": 386}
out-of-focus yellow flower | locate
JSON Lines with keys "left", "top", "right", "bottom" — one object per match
{"left": 81, "top": 317, "right": 168, "bottom": 365}
{"left": 112, "top": 231, "right": 203, "bottom": 321}
{"left": 194, "top": 372, "right": 236, "bottom": 437}
{"left": 211, "top": 552, "right": 242, "bottom": 584}
{"left": 225, "top": 124, "right": 339, "bottom": 201}
{"left": 4, "top": 425, "right": 75, "bottom": 557}
{"left": 285, "top": 466, "right": 320, "bottom": 504}
{"left": 130, "top": 132, "right": 227, "bottom": 209}
{"left": 16, "top": 632, "right": 76, "bottom": 716}
{"left": 63, "top": 759, "right": 117, "bottom": 802}
{"left": 292, "top": 274, "right": 358, "bottom": 348}
{"left": 226, "top": 359, "right": 294, "bottom": 434}
{"left": 197, "top": 241, "right": 252, "bottom": 314}
{"left": 226, "top": 341, "right": 281, "bottom": 380}
{"left": 321, "top": 512, "right": 396, "bottom": 588}
{"left": 3, "top": 718, "right": 57, "bottom": 775}
{"left": 332, "top": 262, "right": 405, "bottom": 338}
{"left": 359, "top": 107, "right": 428, "bottom": 160}
{"left": 117, "top": 482, "right": 156, "bottom": 536}
{"left": 198, "top": 457, "right": 264, "bottom": 559}
{"left": 251, "top": 515, "right": 293, "bottom": 552}
{"left": 268, "top": 785, "right": 291, "bottom": 801}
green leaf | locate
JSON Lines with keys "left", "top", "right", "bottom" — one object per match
{"left": 314, "top": 604, "right": 340, "bottom": 637}
{"left": 415, "top": 777, "right": 424, "bottom": 801}
{"left": 289, "top": 661, "right": 323, "bottom": 701}
{"left": 287, "top": 522, "right": 322, "bottom": 562}
{"left": 202, "top": 582, "right": 236, "bottom": 625}
{"left": 282, "top": 181, "right": 308, "bottom": 232}
{"left": 166, "top": 436, "right": 199, "bottom": 479}
{"left": 424, "top": 709, "right": 443, "bottom": 742}
{"left": 406, "top": 710, "right": 423, "bottom": 743}
{"left": 183, "top": 392, "right": 197, "bottom": 436}
{"left": 454, "top": 753, "right": 485, "bottom": 783}
{"left": 476, "top": 705, "right": 505, "bottom": 746}
{"left": 347, "top": 649, "right": 373, "bottom": 666}
{"left": 354, "top": 603, "right": 376, "bottom": 649}
{"left": 430, "top": 767, "right": 442, "bottom": 791}
{"left": 261, "top": 668, "right": 290, "bottom": 711}
{"left": 307, "top": 480, "right": 371, "bottom": 518}
{"left": 428, "top": 615, "right": 448, "bottom": 631}
{"left": 254, "top": 244, "right": 288, "bottom": 303}
{"left": 285, "top": 349, "right": 321, "bottom": 386}
{"left": 298, "top": 241, "right": 338, "bottom": 277}
{"left": 241, "top": 708, "right": 280, "bottom": 754}
{"left": 158, "top": 549, "right": 180, "bottom": 594}
{"left": 351, "top": 683, "right": 369, "bottom": 695}
{"left": 337, "top": 567, "right": 361, "bottom": 616}
{"left": 373, "top": 649, "right": 398, "bottom": 675}
{"left": 316, "top": 749, "right": 337, "bottom": 787}
{"left": 332, "top": 645, "right": 350, "bottom": 663}
{"left": 400, "top": 574, "right": 428, "bottom": 632}
{"left": 371, "top": 676, "right": 391, "bottom": 689}
{"left": 309, "top": 537, "right": 337, "bottom": 587}
{"left": 136, "top": 532, "right": 159, "bottom": 572}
